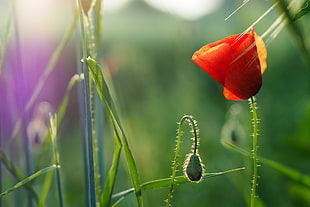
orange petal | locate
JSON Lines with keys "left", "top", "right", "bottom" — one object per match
{"left": 223, "top": 31, "right": 262, "bottom": 100}
{"left": 223, "top": 87, "right": 244, "bottom": 100}
{"left": 253, "top": 30, "right": 267, "bottom": 74}
{"left": 192, "top": 42, "right": 233, "bottom": 85}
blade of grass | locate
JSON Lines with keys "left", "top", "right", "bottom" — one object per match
{"left": 101, "top": 127, "right": 122, "bottom": 207}
{"left": 90, "top": 0, "right": 106, "bottom": 195}
{"left": 0, "top": 165, "right": 57, "bottom": 198}
{"left": 0, "top": 150, "right": 44, "bottom": 205}
{"left": 111, "top": 167, "right": 245, "bottom": 205}
{"left": 0, "top": 116, "right": 3, "bottom": 207}
{"left": 38, "top": 170, "right": 54, "bottom": 207}
{"left": 36, "top": 73, "right": 80, "bottom": 169}
{"left": 76, "top": 63, "right": 90, "bottom": 206}
{"left": 49, "top": 114, "right": 64, "bottom": 207}
{"left": 223, "top": 141, "right": 310, "bottom": 188}
{"left": 85, "top": 12, "right": 103, "bottom": 205}
{"left": 86, "top": 57, "right": 143, "bottom": 206}
{"left": 0, "top": 118, "right": 3, "bottom": 207}
{"left": 12, "top": 1, "right": 33, "bottom": 205}
{"left": 74, "top": 27, "right": 90, "bottom": 206}
{"left": 77, "top": 0, "right": 97, "bottom": 206}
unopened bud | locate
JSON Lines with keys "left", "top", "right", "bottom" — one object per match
{"left": 184, "top": 154, "right": 203, "bottom": 182}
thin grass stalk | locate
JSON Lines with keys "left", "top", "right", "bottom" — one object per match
{"left": 12, "top": 1, "right": 33, "bottom": 206}
{"left": 91, "top": 0, "right": 105, "bottom": 191}
{"left": 94, "top": 91, "right": 105, "bottom": 186}
{"left": 88, "top": 73, "right": 102, "bottom": 205}
{"left": 38, "top": 170, "right": 53, "bottom": 207}
{"left": 49, "top": 115, "right": 64, "bottom": 207}
{"left": 0, "top": 102, "right": 3, "bottom": 207}
{"left": 0, "top": 165, "right": 57, "bottom": 198}
{"left": 85, "top": 14, "right": 102, "bottom": 204}
{"left": 77, "top": 0, "right": 97, "bottom": 206}
{"left": 0, "top": 150, "right": 43, "bottom": 205}
{"left": 39, "top": 74, "right": 79, "bottom": 207}
{"left": 74, "top": 11, "right": 89, "bottom": 205}
{"left": 76, "top": 52, "right": 90, "bottom": 206}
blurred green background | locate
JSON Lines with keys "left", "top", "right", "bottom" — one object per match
{"left": 97, "top": 0, "right": 310, "bottom": 206}
{"left": 1, "top": 0, "right": 310, "bottom": 206}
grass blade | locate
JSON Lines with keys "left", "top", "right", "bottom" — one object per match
{"left": 223, "top": 142, "right": 310, "bottom": 188}
{"left": 0, "top": 150, "right": 44, "bottom": 205}
{"left": 77, "top": 0, "right": 97, "bottom": 205}
{"left": 111, "top": 168, "right": 245, "bottom": 205}
{"left": 86, "top": 57, "right": 143, "bottom": 206}
{"left": 90, "top": 0, "right": 105, "bottom": 195}
{"left": 49, "top": 114, "right": 64, "bottom": 207}
{"left": 0, "top": 165, "right": 57, "bottom": 198}
{"left": 101, "top": 130, "right": 122, "bottom": 207}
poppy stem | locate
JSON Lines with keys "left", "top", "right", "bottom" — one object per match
{"left": 166, "top": 115, "right": 200, "bottom": 206}
{"left": 249, "top": 96, "right": 259, "bottom": 207}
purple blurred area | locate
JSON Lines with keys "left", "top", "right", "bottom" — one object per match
{"left": 0, "top": 0, "right": 77, "bottom": 143}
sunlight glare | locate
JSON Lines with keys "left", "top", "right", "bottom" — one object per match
{"left": 104, "top": 0, "right": 131, "bottom": 11}
{"left": 16, "top": 0, "right": 69, "bottom": 38}
{"left": 145, "top": 0, "right": 224, "bottom": 20}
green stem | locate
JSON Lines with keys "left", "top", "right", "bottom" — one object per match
{"left": 91, "top": 0, "right": 105, "bottom": 192}
{"left": 166, "top": 115, "right": 199, "bottom": 207}
{"left": 49, "top": 114, "right": 64, "bottom": 207}
{"left": 85, "top": 13, "right": 102, "bottom": 205}
{"left": 77, "top": 0, "right": 96, "bottom": 206}
{"left": 249, "top": 97, "right": 259, "bottom": 207}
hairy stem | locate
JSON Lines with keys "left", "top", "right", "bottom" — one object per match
{"left": 166, "top": 115, "right": 199, "bottom": 207}
{"left": 249, "top": 97, "right": 259, "bottom": 207}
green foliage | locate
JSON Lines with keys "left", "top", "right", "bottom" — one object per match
{"left": 0, "top": 165, "right": 57, "bottom": 198}
{"left": 87, "top": 57, "right": 143, "bottom": 206}
{"left": 293, "top": 0, "right": 310, "bottom": 20}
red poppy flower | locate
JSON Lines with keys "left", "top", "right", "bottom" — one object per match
{"left": 192, "top": 28, "right": 267, "bottom": 100}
